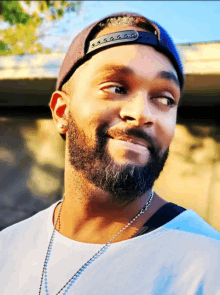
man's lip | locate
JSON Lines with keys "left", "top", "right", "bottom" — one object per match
{"left": 107, "top": 135, "right": 149, "bottom": 149}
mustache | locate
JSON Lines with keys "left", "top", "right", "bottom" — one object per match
{"left": 105, "top": 127, "right": 158, "bottom": 154}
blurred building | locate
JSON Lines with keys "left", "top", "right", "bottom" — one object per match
{"left": 0, "top": 41, "right": 220, "bottom": 231}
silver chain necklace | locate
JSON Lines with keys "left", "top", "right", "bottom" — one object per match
{"left": 39, "top": 189, "right": 154, "bottom": 295}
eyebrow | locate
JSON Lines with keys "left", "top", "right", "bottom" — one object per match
{"left": 96, "top": 65, "right": 135, "bottom": 76}
{"left": 156, "top": 71, "right": 180, "bottom": 88}
{"left": 95, "top": 65, "right": 180, "bottom": 87}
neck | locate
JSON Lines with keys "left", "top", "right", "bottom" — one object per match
{"left": 53, "top": 164, "right": 167, "bottom": 244}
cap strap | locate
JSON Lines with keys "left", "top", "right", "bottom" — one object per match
{"left": 87, "top": 30, "right": 159, "bottom": 54}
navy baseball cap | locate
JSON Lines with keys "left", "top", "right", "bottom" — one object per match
{"left": 56, "top": 12, "right": 184, "bottom": 93}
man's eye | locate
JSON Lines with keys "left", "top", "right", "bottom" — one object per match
{"left": 106, "top": 86, "right": 127, "bottom": 94}
{"left": 155, "top": 97, "right": 175, "bottom": 107}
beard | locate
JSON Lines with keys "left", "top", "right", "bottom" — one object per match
{"left": 67, "top": 112, "right": 169, "bottom": 204}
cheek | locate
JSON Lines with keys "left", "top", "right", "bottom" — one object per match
{"left": 70, "top": 87, "right": 114, "bottom": 120}
{"left": 69, "top": 95, "right": 118, "bottom": 142}
{"left": 156, "top": 114, "right": 176, "bottom": 148}
{"left": 71, "top": 95, "right": 118, "bottom": 127}
{"left": 70, "top": 94, "right": 92, "bottom": 121}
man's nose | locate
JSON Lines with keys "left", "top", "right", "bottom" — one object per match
{"left": 119, "top": 91, "right": 155, "bottom": 126}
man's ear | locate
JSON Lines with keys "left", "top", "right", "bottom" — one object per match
{"left": 50, "top": 91, "right": 68, "bottom": 134}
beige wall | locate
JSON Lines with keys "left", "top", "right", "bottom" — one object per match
{"left": 1, "top": 118, "right": 220, "bottom": 232}
{"left": 154, "top": 124, "right": 220, "bottom": 231}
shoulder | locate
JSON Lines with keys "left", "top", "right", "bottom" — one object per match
{"left": 0, "top": 201, "right": 59, "bottom": 251}
{"left": 167, "top": 209, "right": 220, "bottom": 241}
{"left": 162, "top": 209, "right": 220, "bottom": 258}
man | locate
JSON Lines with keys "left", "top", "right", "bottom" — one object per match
{"left": 0, "top": 12, "right": 220, "bottom": 295}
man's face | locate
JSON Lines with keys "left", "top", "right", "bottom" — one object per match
{"left": 65, "top": 28, "right": 181, "bottom": 203}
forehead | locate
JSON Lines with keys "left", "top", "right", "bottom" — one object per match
{"left": 73, "top": 43, "right": 179, "bottom": 89}
{"left": 92, "top": 44, "right": 175, "bottom": 72}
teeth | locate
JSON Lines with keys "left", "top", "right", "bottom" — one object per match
{"left": 120, "top": 138, "right": 144, "bottom": 147}
{"left": 118, "top": 139, "right": 146, "bottom": 148}
{"left": 108, "top": 135, "right": 147, "bottom": 148}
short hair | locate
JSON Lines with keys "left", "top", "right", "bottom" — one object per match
{"left": 91, "top": 15, "right": 156, "bottom": 37}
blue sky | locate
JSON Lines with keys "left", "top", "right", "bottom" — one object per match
{"left": 43, "top": 1, "right": 220, "bottom": 51}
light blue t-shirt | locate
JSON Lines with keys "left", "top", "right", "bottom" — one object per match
{"left": 0, "top": 201, "right": 220, "bottom": 295}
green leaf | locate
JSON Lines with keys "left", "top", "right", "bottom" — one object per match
{"left": 0, "top": 1, "right": 83, "bottom": 55}
{"left": 0, "top": 1, "right": 30, "bottom": 25}
{"left": 57, "top": 9, "right": 64, "bottom": 17}
{"left": 0, "top": 41, "right": 7, "bottom": 52}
